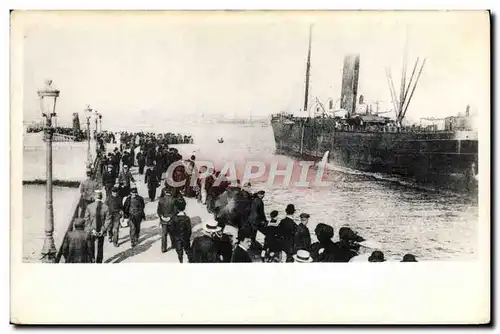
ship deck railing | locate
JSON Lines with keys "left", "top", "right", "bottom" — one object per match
{"left": 272, "top": 116, "right": 475, "bottom": 135}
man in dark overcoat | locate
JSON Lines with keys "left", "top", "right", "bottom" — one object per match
{"left": 231, "top": 230, "right": 252, "bottom": 263}
{"left": 279, "top": 204, "right": 298, "bottom": 261}
{"left": 145, "top": 163, "right": 160, "bottom": 201}
{"left": 106, "top": 185, "right": 123, "bottom": 246}
{"left": 170, "top": 199, "right": 192, "bottom": 263}
{"left": 84, "top": 190, "right": 111, "bottom": 263}
{"left": 123, "top": 187, "right": 146, "bottom": 247}
{"left": 61, "top": 218, "right": 93, "bottom": 263}
{"left": 136, "top": 151, "right": 146, "bottom": 175}
{"left": 117, "top": 165, "right": 135, "bottom": 198}
{"left": 102, "top": 164, "right": 117, "bottom": 200}
{"left": 247, "top": 190, "right": 267, "bottom": 242}
{"left": 157, "top": 186, "right": 186, "bottom": 253}
{"left": 293, "top": 213, "right": 312, "bottom": 254}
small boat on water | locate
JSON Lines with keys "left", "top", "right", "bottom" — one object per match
{"left": 218, "top": 138, "right": 224, "bottom": 143}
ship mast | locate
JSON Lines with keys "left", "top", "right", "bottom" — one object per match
{"left": 385, "top": 30, "right": 426, "bottom": 124}
{"left": 399, "top": 28, "right": 409, "bottom": 114}
{"left": 303, "top": 25, "right": 313, "bottom": 113}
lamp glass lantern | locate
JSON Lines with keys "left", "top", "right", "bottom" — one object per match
{"left": 37, "top": 80, "right": 60, "bottom": 127}
{"left": 85, "top": 104, "right": 93, "bottom": 115}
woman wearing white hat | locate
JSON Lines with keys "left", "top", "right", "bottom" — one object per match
{"left": 292, "top": 249, "right": 313, "bottom": 263}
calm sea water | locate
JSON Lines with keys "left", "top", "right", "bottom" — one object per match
{"left": 23, "top": 122, "right": 478, "bottom": 261}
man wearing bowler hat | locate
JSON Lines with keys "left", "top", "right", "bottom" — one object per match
{"left": 123, "top": 187, "right": 146, "bottom": 247}
{"left": 368, "top": 250, "right": 386, "bottom": 262}
{"left": 170, "top": 199, "right": 192, "bottom": 263}
{"left": 279, "top": 204, "right": 298, "bottom": 261}
{"left": 401, "top": 254, "right": 418, "bottom": 262}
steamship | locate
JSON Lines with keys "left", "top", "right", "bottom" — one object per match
{"left": 270, "top": 27, "right": 479, "bottom": 192}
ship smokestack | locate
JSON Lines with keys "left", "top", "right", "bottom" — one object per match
{"left": 340, "top": 54, "right": 360, "bottom": 117}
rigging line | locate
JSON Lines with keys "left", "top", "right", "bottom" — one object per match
{"left": 385, "top": 68, "right": 399, "bottom": 119}
{"left": 401, "top": 57, "right": 420, "bottom": 109}
{"left": 399, "top": 28, "right": 409, "bottom": 116}
{"left": 304, "top": 24, "right": 313, "bottom": 115}
{"left": 389, "top": 74, "right": 401, "bottom": 119}
{"left": 387, "top": 68, "right": 400, "bottom": 118}
{"left": 401, "top": 58, "right": 426, "bottom": 119}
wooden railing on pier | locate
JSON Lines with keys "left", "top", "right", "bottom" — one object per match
{"left": 54, "top": 154, "right": 100, "bottom": 263}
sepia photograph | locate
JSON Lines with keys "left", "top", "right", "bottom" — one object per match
{"left": 10, "top": 9, "right": 490, "bottom": 324}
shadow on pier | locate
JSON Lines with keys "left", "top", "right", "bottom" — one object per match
{"left": 103, "top": 215, "right": 205, "bottom": 263}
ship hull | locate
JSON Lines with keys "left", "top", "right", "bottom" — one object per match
{"left": 271, "top": 119, "right": 478, "bottom": 192}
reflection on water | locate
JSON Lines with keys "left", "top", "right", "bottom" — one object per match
{"left": 22, "top": 122, "right": 478, "bottom": 261}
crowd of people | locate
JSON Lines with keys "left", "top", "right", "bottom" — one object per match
{"left": 63, "top": 133, "right": 419, "bottom": 264}
{"left": 96, "top": 131, "right": 193, "bottom": 149}
{"left": 26, "top": 124, "right": 91, "bottom": 141}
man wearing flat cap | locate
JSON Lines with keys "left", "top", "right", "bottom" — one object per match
{"left": 61, "top": 218, "right": 93, "bottom": 263}
{"left": 117, "top": 164, "right": 135, "bottom": 198}
{"left": 106, "top": 185, "right": 124, "bottom": 246}
{"left": 247, "top": 190, "right": 267, "bottom": 244}
{"left": 102, "top": 163, "right": 117, "bottom": 200}
{"left": 261, "top": 210, "right": 282, "bottom": 261}
{"left": 293, "top": 213, "right": 312, "bottom": 254}
{"left": 144, "top": 161, "right": 160, "bottom": 201}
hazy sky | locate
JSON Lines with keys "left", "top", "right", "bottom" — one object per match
{"left": 17, "top": 11, "right": 489, "bottom": 128}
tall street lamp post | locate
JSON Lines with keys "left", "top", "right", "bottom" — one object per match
{"left": 94, "top": 110, "right": 101, "bottom": 155}
{"left": 38, "top": 79, "right": 60, "bottom": 263}
{"left": 94, "top": 109, "right": 99, "bottom": 137}
{"left": 84, "top": 105, "right": 93, "bottom": 167}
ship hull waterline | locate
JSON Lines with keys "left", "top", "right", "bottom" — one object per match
{"left": 271, "top": 120, "right": 478, "bottom": 193}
